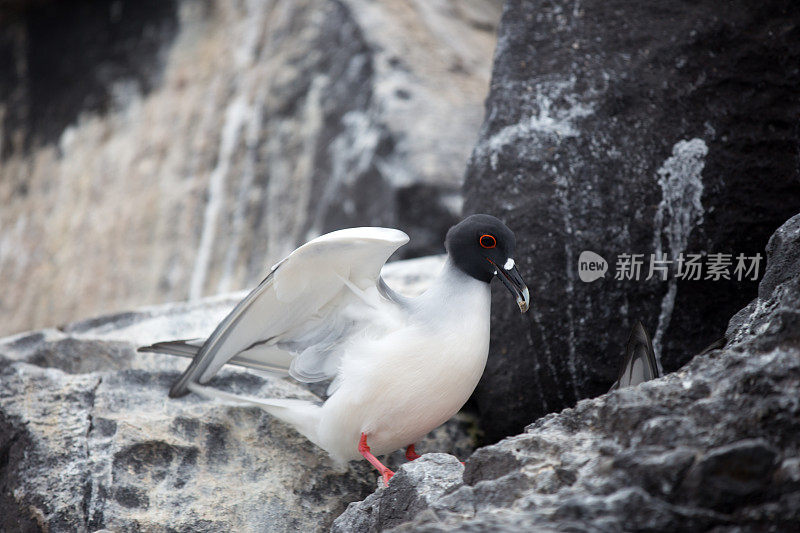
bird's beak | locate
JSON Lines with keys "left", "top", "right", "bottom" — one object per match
{"left": 489, "top": 258, "right": 530, "bottom": 313}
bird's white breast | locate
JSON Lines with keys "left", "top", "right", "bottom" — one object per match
{"left": 317, "top": 260, "right": 492, "bottom": 460}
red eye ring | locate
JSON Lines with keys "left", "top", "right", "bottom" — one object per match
{"left": 479, "top": 234, "right": 497, "bottom": 249}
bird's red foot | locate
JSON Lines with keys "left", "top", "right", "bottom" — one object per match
{"left": 405, "top": 444, "right": 421, "bottom": 461}
{"left": 359, "top": 433, "right": 395, "bottom": 486}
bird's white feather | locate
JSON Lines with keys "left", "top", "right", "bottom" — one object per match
{"left": 186, "top": 259, "right": 491, "bottom": 464}
{"left": 176, "top": 228, "right": 409, "bottom": 390}
{"left": 313, "top": 260, "right": 491, "bottom": 460}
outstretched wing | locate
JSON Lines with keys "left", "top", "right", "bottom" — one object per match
{"left": 154, "top": 227, "right": 409, "bottom": 397}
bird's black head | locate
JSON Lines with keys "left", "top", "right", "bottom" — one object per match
{"left": 445, "top": 214, "right": 530, "bottom": 313}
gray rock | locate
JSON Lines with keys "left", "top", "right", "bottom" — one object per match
{"left": 0, "top": 0, "right": 501, "bottom": 337}
{"left": 332, "top": 214, "right": 800, "bottom": 531}
{"left": 0, "top": 255, "right": 475, "bottom": 532}
{"left": 0, "top": 362, "right": 374, "bottom": 532}
{"left": 726, "top": 213, "right": 800, "bottom": 351}
{"left": 463, "top": 0, "right": 800, "bottom": 441}
{"left": 332, "top": 455, "right": 464, "bottom": 533}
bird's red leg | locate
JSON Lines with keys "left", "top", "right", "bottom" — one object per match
{"left": 359, "top": 433, "right": 395, "bottom": 486}
{"left": 405, "top": 444, "right": 421, "bottom": 461}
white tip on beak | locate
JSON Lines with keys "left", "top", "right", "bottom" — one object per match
{"left": 517, "top": 286, "right": 530, "bottom": 313}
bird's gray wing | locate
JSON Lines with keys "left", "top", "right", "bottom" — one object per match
{"left": 158, "top": 227, "right": 409, "bottom": 397}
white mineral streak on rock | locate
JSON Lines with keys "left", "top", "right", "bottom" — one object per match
{"left": 216, "top": 0, "right": 276, "bottom": 295}
{"left": 217, "top": 83, "right": 266, "bottom": 294}
{"left": 189, "top": 96, "right": 248, "bottom": 300}
{"left": 190, "top": 0, "right": 269, "bottom": 300}
{"left": 651, "top": 138, "right": 708, "bottom": 371}
{"left": 481, "top": 76, "right": 595, "bottom": 171}
{"left": 555, "top": 169, "right": 581, "bottom": 398}
{"left": 475, "top": 75, "right": 596, "bottom": 396}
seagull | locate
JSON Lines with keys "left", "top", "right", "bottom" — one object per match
{"left": 139, "top": 214, "right": 529, "bottom": 484}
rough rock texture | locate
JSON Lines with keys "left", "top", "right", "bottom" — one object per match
{"left": 333, "top": 214, "right": 800, "bottom": 532}
{"left": 464, "top": 0, "right": 800, "bottom": 441}
{"left": 331, "top": 455, "right": 465, "bottom": 533}
{"left": 725, "top": 215, "right": 800, "bottom": 352}
{"left": 0, "top": 256, "right": 477, "bottom": 532}
{"left": 0, "top": 0, "right": 501, "bottom": 336}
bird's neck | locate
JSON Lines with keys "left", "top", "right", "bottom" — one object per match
{"left": 412, "top": 258, "right": 492, "bottom": 321}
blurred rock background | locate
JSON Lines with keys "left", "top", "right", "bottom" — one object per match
{"left": 0, "top": 0, "right": 502, "bottom": 337}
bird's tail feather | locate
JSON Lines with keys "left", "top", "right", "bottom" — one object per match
{"left": 187, "top": 382, "right": 322, "bottom": 446}
{"left": 138, "top": 339, "right": 203, "bottom": 358}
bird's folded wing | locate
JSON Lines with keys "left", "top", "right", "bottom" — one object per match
{"left": 165, "top": 227, "right": 409, "bottom": 397}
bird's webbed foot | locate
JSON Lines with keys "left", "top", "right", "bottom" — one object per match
{"left": 358, "top": 433, "right": 395, "bottom": 486}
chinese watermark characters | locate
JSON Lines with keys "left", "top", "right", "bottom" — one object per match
{"left": 578, "top": 251, "right": 762, "bottom": 283}
{"left": 611, "top": 252, "right": 761, "bottom": 282}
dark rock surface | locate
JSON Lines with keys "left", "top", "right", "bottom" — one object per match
{"left": 0, "top": 257, "right": 474, "bottom": 532}
{"left": 726, "top": 213, "right": 800, "bottom": 352}
{"left": 464, "top": 0, "right": 800, "bottom": 441}
{"left": 335, "top": 214, "right": 800, "bottom": 531}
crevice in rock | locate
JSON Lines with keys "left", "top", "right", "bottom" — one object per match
{"left": 81, "top": 375, "right": 103, "bottom": 531}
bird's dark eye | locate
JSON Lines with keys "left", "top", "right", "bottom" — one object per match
{"left": 479, "top": 234, "right": 496, "bottom": 249}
